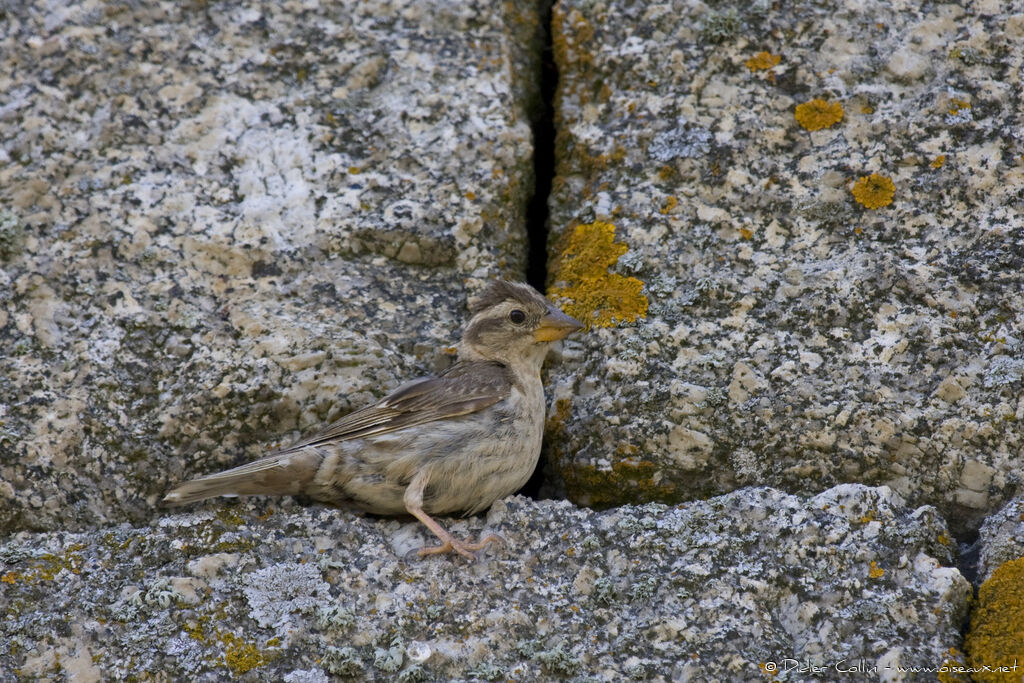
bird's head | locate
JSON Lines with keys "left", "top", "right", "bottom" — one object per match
{"left": 460, "top": 280, "right": 582, "bottom": 368}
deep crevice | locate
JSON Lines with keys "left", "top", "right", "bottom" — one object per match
{"left": 524, "top": 0, "right": 557, "bottom": 294}
{"left": 519, "top": 0, "right": 558, "bottom": 501}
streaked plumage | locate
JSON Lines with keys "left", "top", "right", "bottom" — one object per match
{"left": 163, "top": 280, "right": 582, "bottom": 559}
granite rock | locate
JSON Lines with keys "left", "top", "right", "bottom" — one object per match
{"left": 0, "top": 0, "right": 543, "bottom": 534}
{"left": 0, "top": 485, "right": 970, "bottom": 681}
{"left": 544, "top": 0, "right": 1024, "bottom": 533}
{"left": 976, "top": 495, "right": 1024, "bottom": 583}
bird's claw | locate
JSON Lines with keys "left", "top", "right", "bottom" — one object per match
{"left": 417, "top": 533, "right": 503, "bottom": 560}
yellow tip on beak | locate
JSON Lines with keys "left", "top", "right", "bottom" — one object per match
{"left": 534, "top": 309, "right": 584, "bottom": 342}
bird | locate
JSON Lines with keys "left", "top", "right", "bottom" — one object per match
{"left": 163, "top": 279, "right": 583, "bottom": 559}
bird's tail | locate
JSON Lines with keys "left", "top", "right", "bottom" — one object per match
{"left": 162, "top": 450, "right": 322, "bottom": 506}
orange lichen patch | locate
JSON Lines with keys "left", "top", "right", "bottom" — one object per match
{"left": 738, "top": 227, "right": 753, "bottom": 240}
{"left": 659, "top": 196, "right": 678, "bottom": 215}
{"left": 794, "top": 98, "right": 844, "bottom": 131}
{"left": 868, "top": 561, "right": 885, "bottom": 579}
{"left": 930, "top": 155, "right": 946, "bottom": 168}
{"left": 548, "top": 221, "right": 648, "bottom": 327}
{"left": 851, "top": 173, "right": 895, "bottom": 209}
{"left": 745, "top": 51, "right": 781, "bottom": 72}
{"left": 964, "top": 557, "right": 1024, "bottom": 682}
{"left": 1, "top": 572, "right": 18, "bottom": 584}
{"left": 861, "top": 104, "right": 875, "bottom": 114}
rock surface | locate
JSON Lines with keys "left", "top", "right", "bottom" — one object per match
{"left": 977, "top": 495, "right": 1024, "bottom": 583}
{"left": 0, "top": 0, "right": 542, "bottom": 534}
{"left": 544, "top": 0, "right": 1024, "bottom": 533}
{"left": 0, "top": 486, "right": 970, "bottom": 681}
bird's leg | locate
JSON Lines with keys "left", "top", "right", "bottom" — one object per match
{"left": 403, "top": 470, "right": 501, "bottom": 560}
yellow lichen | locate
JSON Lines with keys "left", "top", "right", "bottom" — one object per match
{"left": 794, "top": 98, "right": 844, "bottom": 131}
{"left": 931, "top": 155, "right": 946, "bottom": 168}
{"left": 964, "top": 557, "right": 1024, "bottom": 682}
{"left": 851, "top": 173, "right": 895, "bottom": 209}
{"left": 868, "top": 561, "right": 885, "bottom": 579}
{"left": 936, "top": 647, "right": 971, "bottom": 683}
{"left": 948, "top": 98, "right": 971, "bottom": 115}
{"left": 548, "top": 221, "right": 647, "bottom": 328}
{"left": 745, "top": 51, "right": 781, "bottom": 72}
{"left": 220, "top": 632, "right": 274, "bottom": 674}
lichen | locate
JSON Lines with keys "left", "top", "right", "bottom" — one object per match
{"left": 795, "top": 98, "right": 844, "bottom": 131}
{"left": 220, "top": 631, "right": 277, "bottom": 674}
{"left": 548, "top": 221, "right": 648, "bottom": 328}
{"left": 0, "top": 210, "right": 24, "bottom": 258}
{"left": 851, "top": 173, "right": 895, "bottom": 209}
{"left": 964, "top": 557, "right": 1024, "bottom": 681}
{"left": 2, "top": 544, "right": 87, "bottom": 583}
{"left": 535, "top": 642, "right": 582, "bottom": 676}
{"left": 745, "top": 51, "right": 781, "bottom": 71}
{"left": 700, "top": 9, "right": 741, "bottom": 43}
{"left": 562, "top": 459, "right": 679, "bottom": 508}
{"left": 322, "top": 646, "right": 363, "bottom": 677}
{"left": 397, "top": 665, "right": 429, "bottom": 683}
{"left": 936, "top": 647, "right": 971, "bottom": 683}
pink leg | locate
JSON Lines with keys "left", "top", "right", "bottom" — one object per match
{"left": 403, "top": 471, "right": 502, "bottom": 560}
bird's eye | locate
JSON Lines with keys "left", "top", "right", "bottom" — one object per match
{"left": 508, "top": 309, "right": 527, "bottom": 324}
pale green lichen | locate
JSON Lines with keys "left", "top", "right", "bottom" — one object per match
{"left": 322, "top": 646, "right": 363, "bottom": 677}
{"left": 700, "top": 9, "right": 741, "bottom": 43}
{"left": 0, "top": 210, "right": 24, "bottom": 258}
{"left": 535, "top": 642, "right": 582, "bottom": 676}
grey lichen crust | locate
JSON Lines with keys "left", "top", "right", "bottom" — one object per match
{"left": 545, "top": 0, "right": 1024, "bottom": 531}
{"left": 0, "top": 486, "right": 969, "bottom": 681}
{"left": 977, "top": 496, "right": 1024, "bottom": 583}
{"left": 0, "top": 0, "right": 542, "bottom": 533}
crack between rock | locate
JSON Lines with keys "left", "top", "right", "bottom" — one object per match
{"left": 519, "top": 0, "right": 559, "bottom": 501}
{"left": 524, "top": 0, "right": 557, "bottom": 294}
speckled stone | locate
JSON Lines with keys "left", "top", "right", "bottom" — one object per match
{"left": 0, "top": 485, "right": 969, "bottom": 681}
{"left": 977, "top": 496, "right": 1024, "bottom": 583}
{"left": 0, "top": 0, "right": 543, "bottom": 533}
{"left": 544, "top": 0, "right": 1024, "bottom": 533}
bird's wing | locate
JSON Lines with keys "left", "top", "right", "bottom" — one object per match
{"left": 277, "top": 360, "right": 512, "bottom": 451}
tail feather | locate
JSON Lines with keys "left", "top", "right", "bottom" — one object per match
{"left": 163, "top": 450, "right": 323, "bottom": 506}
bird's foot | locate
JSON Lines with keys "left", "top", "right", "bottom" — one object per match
{"left": 417, "top": 533, "right": 503, "bottom": 561}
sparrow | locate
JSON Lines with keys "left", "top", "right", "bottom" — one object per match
{"left": 163, "top": 280, "right": 583, "bottom": 559}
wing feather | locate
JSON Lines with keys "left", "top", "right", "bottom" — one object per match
{"left": 276, "top": 361, "right": 511, "bottom": 452}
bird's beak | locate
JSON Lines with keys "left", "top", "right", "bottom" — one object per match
{"left": 534, "top": 308, "right": 584, "bottom": 342}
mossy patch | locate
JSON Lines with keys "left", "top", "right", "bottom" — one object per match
{"left": 562, "top": 458, "right": 678, "bottom": 508}
{"left": 548, "top": 221, "right": 648, "bottom": 328}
